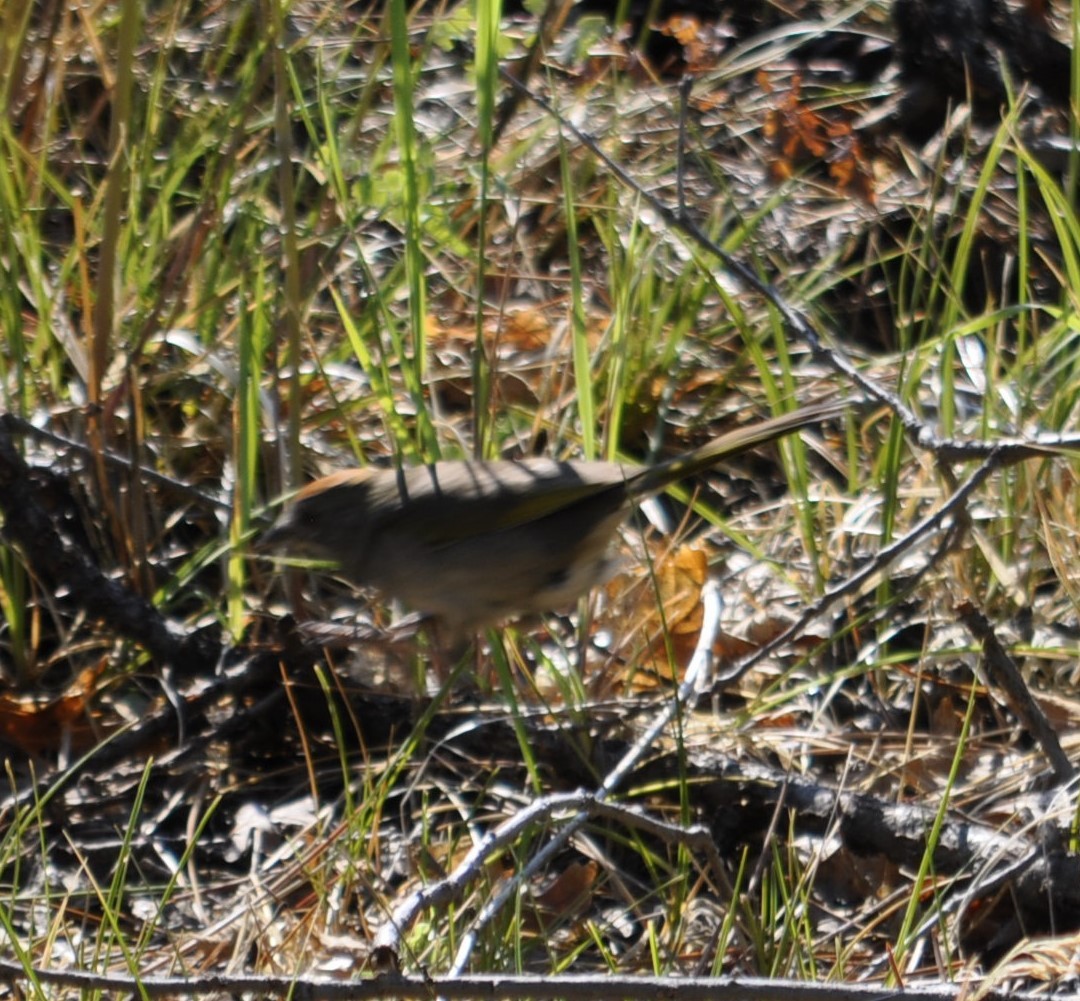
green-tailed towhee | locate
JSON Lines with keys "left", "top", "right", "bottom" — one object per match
{"left": 261, "top": 400, "right": 848, "bottom": 631}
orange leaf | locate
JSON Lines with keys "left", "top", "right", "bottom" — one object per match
{"left": 0, "top": 662, "right": 107, "bottom": 756}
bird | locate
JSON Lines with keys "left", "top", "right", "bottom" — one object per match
{"left": 261, "top": 400, "right": 849, "bottom": 634}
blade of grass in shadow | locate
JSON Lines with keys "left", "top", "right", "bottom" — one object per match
{"left": 1070, "top": 3, "right": 1080, "bottom": 200}
{"left": 310, "top": 661, "right": 368, "bottom": 821}
{"left": 228, "top": 264, "right": 268, "bottom": 637}
{"left": 387, "top": 0, "right": 438, "bottom": 458}
{"left": 557, "top": 118, "right": 596, "bottom": 460}
{"left": 869, "top": 408, "right": 907, "bottom": 661}
{"left": 0, "top": 133, "right": 40, "bottom": 414}
{"left": 596, "top": 204, "right": 643, "bottom": 462}
{"left": 893, "top": 135, "right": 967, "bottom": 397}
{"left": 890, "top": 675, "right": 979, "bottom": 982}
{"left": 935, "top": 111, "right": 1017, "bottom": 435}
{"left": 689, "top": 259, "right": 834, "bottom": 586}
{"left": 0, "top": 59, "right": 39, "bottom": 682}
{"left": 0, "top": 897, "right": 44, "bottom": 996}
{"left": 92, "top": 762, "right": 153, "bottom": 978}
{"left": 90, "top": 0, "right": 140, "bottom": 408}
{"left": 987, "top": 133, "right": 1080, "bottom": 590}
{"left": 1015, "top": 144, "right": 1080, "bottom": 297}
{"left": 471, "top": 0, "right": 503, "bottom": 456}
{"left": 1005, "top": 253, "right": 1080, "bottom": 431}
{"left": 269, "top": 0, "right": 306, "bottom": 491}
{"left": 71, "top": 763, "right": 154, "bottom": 1001}
{"left": 0, "top": 0, "right": 35, "bottom": 118}
{"left": 332, "top": 284, "right": 418, "bottom": 460}
{"left": 86, "top": 0, "right": 140, "bottom": 539}
{"left": 707, "top": 845, "right": 749, "bottom": 974}
{"left": 0, "top": 548, "right": 29, "bottom": 683}
{"left": 3, "top": 744, "right": 155, "bottom": 984}
{"left": 132, "top": 795, "right": 221, "bottom": 957}
{"left": 303, "top": 58, "right": 412, "bottom": 464}
{"left": 490, "top": 635, "right": 544, "bottom": 795}
{"left": 756, "top": 293, "right": 829, "bottom": 581}
{"left": 1013, "top": 130, "right": 1033, "bottom": 362}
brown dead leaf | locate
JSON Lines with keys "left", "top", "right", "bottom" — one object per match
{"left": 656, "top": 16, "right": 710, "bottom": 73}
{"left": 531, "top": 860, "right": 599, "bottom": 914}
{"left": 429, "top": 307, "right": 558, "bottom": 353}
{"left": 929, "top": 692, "right": 961, "bottom": 738}
{"left": 520, "top": 859, "right": 598, "bottom": 946}
{"left": 1023, "top": 688, "right": 1080, "bottom": 729}
{"left": 760, "top": 72, "right": 876, "bottom": 204}
{"left": 606, "top": 543, "right": 708, "bottom": 689}
{"left": 499, "top": 307, "right": 556, "bottom": 351}
{"left": 815, "top": 843, "right": 893, "bottom": 906}
{"left": 655, "top": 14, "right": 735, "bottom": 74}
{"left": 606, "top": 544, "right": 805, "bottom": 689}
{"left": 0, "top": 662, "right": 106, "bottom": 756}
{"left": 427, "top": 308, "right": 557, "bottom": 410}
{"left": 744, "top": 612, "right": 799, "bottom": 648}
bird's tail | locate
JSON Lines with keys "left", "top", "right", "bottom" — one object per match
{"left": 631, "top": 399, "right": 853, "bottom": 498}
